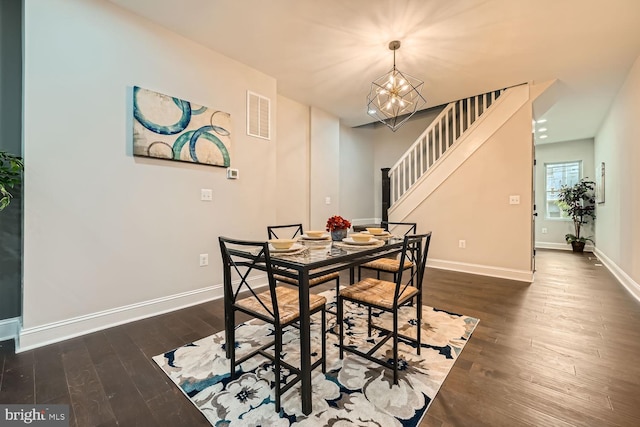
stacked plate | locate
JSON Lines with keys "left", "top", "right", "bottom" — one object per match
{"left": 301, "top": 230, "right": 330, "bottom": 240}
{"left": 362, "top": 227, "right": 391, "bottom": 239}
{"left": 342, "top": 237, "right": 378, "bottom": 246}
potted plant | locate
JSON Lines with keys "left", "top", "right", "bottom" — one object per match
{"left": 557, "top": 178, "right": 596, "bottom": 253}
{"left": 0, "top": 150, "right": 24, "bottom": 211}
{"left": 326, "top": 215, "right": 351, "bottom": 241}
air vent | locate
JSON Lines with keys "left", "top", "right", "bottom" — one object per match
{"left": 247, "top": 91, "right": 271, "bottom": 140}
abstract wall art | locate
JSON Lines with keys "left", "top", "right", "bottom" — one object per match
{"left": 133, "top": 86, "right": 231, "bottom": 167}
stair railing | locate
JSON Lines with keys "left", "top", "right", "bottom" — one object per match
{"left": 389, "top": 89, "right": 505, "bottom": 205}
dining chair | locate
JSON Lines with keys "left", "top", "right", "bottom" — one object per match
{"left": 267, "top": 224, "right": 341, "bottom": 308}
{"left": 338, "top": 232, "right": 431, "bottom": 384}
{"left": 358, "top": 221, "right": 418, "bottom": 281}
{"left": 218, "top": 236, "right": 327, "bottom": 412}
{"left": 267, "top": 223, "right": 305, "bottom": 240}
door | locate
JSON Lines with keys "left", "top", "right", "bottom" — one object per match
{"left": 531, "top": 135, "right": 537, "bottom": 273}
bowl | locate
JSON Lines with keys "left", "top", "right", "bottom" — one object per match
{"left": 350, "top": 233, "right": 372, "bottom": 243}
{"left": 366, "top": 227, "right": 385, "bottom": 235}
{"left": 305, "top": 230, "right": 326, "bottom": 238}
{"left": 268, "top": 239, "right": 296, "bottom": 250}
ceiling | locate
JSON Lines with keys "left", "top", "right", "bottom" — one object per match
{"left": 108, "top": 0, "right": 640, "bottom": 144}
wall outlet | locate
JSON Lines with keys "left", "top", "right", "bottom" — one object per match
{"left": 325, "top": 196, "right": 331, "bottom": 205}
{"left": 541, "top": 227, "right": 548, "bottom": 234}
{"left": 458, "top": 240, "right": 466, "bottom": 249}
{"left": 199, "top": 253, "right": 209, "bottom": 266}
{"left": 201, "top": 189, "right": 213, "bottom": 201}
{"left": 509, "top": 195, "right": 520, "bottom": 205}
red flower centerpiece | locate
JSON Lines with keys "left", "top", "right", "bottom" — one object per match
{"left": 326, "top": 215, "right": 351, "bottom": 241}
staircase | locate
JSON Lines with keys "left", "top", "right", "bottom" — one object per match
{"left": 388, "top": 84, "right": 529, "bottom": 220}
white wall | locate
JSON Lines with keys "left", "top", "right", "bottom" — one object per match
{"left": 535, "top": 138, "right": 595, "bottom": 250}
{"left": 275, "top": 95, "right": 310, "bottom": 228}
{"left": 594, "top": 54, "right": 640, "bottom": 297}
{"left": 339, "top": 124, "right": 375, "bottom": 224}
{"left": 309, "top": 107, "right": 340, "bottom": 230}
{"left": 276, "top": 99, "right": 368, "bottom": 233}
{"left": 21, "top": 0, "right": 279, "bottom": 349}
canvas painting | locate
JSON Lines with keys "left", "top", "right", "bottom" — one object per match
{"left": 133, "top": 86, "right": 231, "bottom": 167}
{"left": 596, "top": 161, "right": 605, "bottom": 204}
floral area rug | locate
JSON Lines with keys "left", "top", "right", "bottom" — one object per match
{"left": 153, "top": 289, "right": 479, "bottom": 426}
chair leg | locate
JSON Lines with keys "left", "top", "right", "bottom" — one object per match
{"left": 225, "top": 304, "right": 233, "bottom": 360}
{"left": 408, "top": 267, "right": 415, "bottom": 307}
{"left": 338, "top": 296, "right": 344, "bottom": 360}
{"left": 321, "top": 308, "right": 326, "bottom": 373}
{"left": 358, "top": 266, "right": 361, "bottom": 281}
{"left": 393, "top": 309, "right": 399, "bottom": 385}
{"left": 367, "top": 306, "right": 372, "bottom": 337}
{"left": 229, "top": 312, "right": 236, "bottom": 379}
{"left": 416, "top": 293, "right": 422, "bottom": 355}
{"left": 274, "top": 324, "right": 282, "bottom": 412}
{"left": 334, "top": 278, "right": 340, "bottom": 307}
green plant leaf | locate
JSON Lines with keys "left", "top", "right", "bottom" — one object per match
{"left": 0, "top": 150, "right": 23, "bottom": 211}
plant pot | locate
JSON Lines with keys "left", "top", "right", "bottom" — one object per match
{"left": 570, "top": 241, "right": 585, "bottom": 253}
{"left": 331, "top": 229, "right": 348, "bottom": 241}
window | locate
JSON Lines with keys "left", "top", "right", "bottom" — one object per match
{"left": 545, "top": 161, "right": 581, "bottom": 219}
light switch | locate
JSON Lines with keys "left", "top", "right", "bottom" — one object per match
{"left": 199, "top": 253, "right": 209, "bottom": 266}
{"left": 509, "top": 195, "right": 520, "bottom": 205}
{"left": 201, "top": 189, "right": 213, "bottom": 201}
{"left": 325, "top": 197, "right": 331, "bottom": 205}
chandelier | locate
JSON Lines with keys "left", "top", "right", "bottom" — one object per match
{"left": 366, "top": 40, "right": 427, "bottom": 132}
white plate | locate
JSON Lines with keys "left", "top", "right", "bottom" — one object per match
{"left": 301, "top": 234, "right": 330, "bottom": 240}
{"left": 342, "top": 237, "right": 378, "bottom": 245}
{"left": 362, "top": 230, "right": 390, "bottom": 236}
{"left": 269, "top": 243, "right": 304, "bottom": 253}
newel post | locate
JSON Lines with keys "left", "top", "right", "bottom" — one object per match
{"left": 381, "top": 168, "right": 390, "bottom": 224}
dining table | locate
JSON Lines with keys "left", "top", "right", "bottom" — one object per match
{"left": 225, "top": 232, "right": 406, "bottom": 415}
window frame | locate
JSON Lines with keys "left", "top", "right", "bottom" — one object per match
{"left": 544, "top": 160, "right": 582, "bottom": 220}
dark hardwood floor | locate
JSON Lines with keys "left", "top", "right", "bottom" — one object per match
{"left": 1, "top": 249, "right": 639, "bottom": 426}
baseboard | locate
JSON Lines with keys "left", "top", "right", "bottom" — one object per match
{"left": 0, "top": 317, "right": 20, "bottom": 343}
{"left": 427, "top": 258, "right": 533, "bottom": 282}
{"left": 535, "top": 242, "right": 594, "bottom": 252}
{"left": 593, "top": 248, "right": 640, "bottom": 303}
{"left": 18, "top": 276, "right": 267, "bottom": 353}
